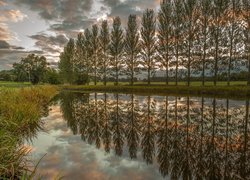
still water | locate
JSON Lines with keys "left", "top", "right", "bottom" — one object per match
{"left": 27, "top": 92, "right": 250, "bottom": 179}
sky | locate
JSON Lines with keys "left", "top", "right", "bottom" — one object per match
{"left": 0, "top": 0, "right": 160, "bottom": 70}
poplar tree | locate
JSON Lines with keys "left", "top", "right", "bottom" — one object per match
{"left": 91, "top": 24, "right": 99, "bottom": 85}
{"left": 158, "top": 0, "right": 172, "bottom": 85}
{"left": 242, "top": 0, "right": 250, "bottom": 85}
{"left": 183, "top": 0, "right": 198, "bottom": 86}
{"left": 199, "top": 0, "right": 211, "bottom": 86}
{"left": 124, "top": 14, "right": 140, "bottom": 85}
{"left": 226, "top": 0, "right": 241, "bottom": 85}
{"left": 172, "top": 0, "right": 184, "bottom": 85}
{"left": 211, "top": 0, "right": 229, "bottom": 86}
{"left": 141, "top": 9, "right": 157, "bottom": 85}
{"left": 99, "top": 20, "right": 110, "bottom": 86}
{"left": 58, "top": 38, "right": 75, "bottom": 84}
{"left": 75, "top": 32, "right": 87, "bottom": 84}
{"left": 83, "top": 28, "right": 93, "bottom": 85}
{"left": 110, "top": 16, "right": 124, "bottom": 85}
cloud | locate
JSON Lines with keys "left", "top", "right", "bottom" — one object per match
{"left": 14, "top": 0, "right": 95, "bottom": 36}
{"left": 0, "top": 49, "right": 27, "bottom": 70}
{"left": 0, "top": 9, "right": 27, "bottom": 22}
{"left": 0, "top": 23, "right": 14, "bottom": 41}
{"left": 0, "top": 0, "right": 6, "bottom": 6}
{"left": 29, "top": 33, "right": 68, "bottom": 54}
{"left": 0, "top": 40, "right": 24, "bottom": 50}
{"left": 0, "top": 3, "right": 27, "bottom": 41}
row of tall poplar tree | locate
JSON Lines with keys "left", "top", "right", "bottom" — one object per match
{"left": 58, "top": 0, "right": 250, "bottom": 86}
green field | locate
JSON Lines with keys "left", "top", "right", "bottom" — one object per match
{"left": 0, "top": 81, "right": 31, "bottom": 88}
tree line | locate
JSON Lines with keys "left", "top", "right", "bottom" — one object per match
{"left": 59, "top": 0, "right": 250, "bottom": 86}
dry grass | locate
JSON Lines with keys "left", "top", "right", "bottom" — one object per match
{"left": 0, "top": 85, "right": 58, "bottom": 179}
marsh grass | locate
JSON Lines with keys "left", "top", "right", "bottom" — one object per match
{"left": 0, "top": 85, "right": 58, "bottom": 179}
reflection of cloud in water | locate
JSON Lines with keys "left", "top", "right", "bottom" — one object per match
{"left": 29, "top": 104, "right": 164, "bottom": 180}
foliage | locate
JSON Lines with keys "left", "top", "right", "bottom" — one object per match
{"left": 13, "top": 54, "right": 48, "bottom": 84}
{"left": 141, "top": 9, "right": 157, "bottom": 85}
{"left": 58, "top": 38, "right": 75, "bottom": 84}
{"left": 44, "top": 68, "right": 61, "bottom": 84}
{"left": 99, "top": 20, "right": 110, "bottom": 85}
{"left": 124, "top": 15, "right": 141, "bottom": 85}
{"left": 110, "top": 17, "right": 124, "bottom": 85}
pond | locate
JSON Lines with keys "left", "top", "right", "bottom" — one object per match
{"left": 26, "top": 92, "right": 250, "bottom": 179}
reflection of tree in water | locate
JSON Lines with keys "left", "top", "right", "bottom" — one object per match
{"left": 125, "top": 94, "right": 141, "bottom": 159}
{"left": 157, "top": 96, "right": 170, "bottom": 177}
{"left": 110, "top": 94, "right": 125, "bottom": 156}
{"left": 235, "top": 99, "right": 250, "bottom": 179}
{"left": 59, "top": 92, "right": 250, "bottom": 179}
{"left": 86, "top": 93, "right": 103, "bottom": 148}
{"left": 141, "top": 96, "right": 157, "bottom": 164}
{"left": 101, "top": 93, "right": 112, "bottom": 153}
{"left": 60, "top": 91, "right": 88, "bottom": 135}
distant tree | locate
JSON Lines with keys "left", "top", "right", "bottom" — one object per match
{"left": 99, "top": 20, "right": 110, "bottom": 86}
{"left": 12, "top": 63, "right": 28, "bottom": 82}
{"left": 90, "top": 25, "right": 100, "bottom": 85}
{"left": 13, "top": 54, "right": 48, "bottom": 84}
{"left": 0, "top": 70, "right": 14, "bottom": 81}
{"left": 158, "top": 0, "right": 172, "bottom": 85}
{"left": 124, "top": 14, "right": 140, "bottom": 85}
{"left": 110, "top": 17, "right": 124, "bottom": 85}
{"left": 83, "top": 28, "right": 93, "bottom": 85}
{"left": 141, "top": 9, "right": 157, "bottom": 85}
{"left": 58, "top": 38, "right": 75, "bottom": 84}
{"left": 44, "top": 68, "right": 61, "bottom": 84}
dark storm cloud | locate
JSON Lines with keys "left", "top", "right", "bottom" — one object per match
{"left": 29, "top": 33, "right": 68, "bottom": 53}
{"left": 0, "top": 40, "right": 10, "bottom": 49}
{"left": 15, "top": 0, "right": 93, "bottom": 20}
{"left": 0, "top": 49, "right": 27, "bottom": 70}
{"left": 14, "top": 0, "right": 94, "bottom": 35}
{"left": 0, "top": 40, "right": 25, "bottom": 50}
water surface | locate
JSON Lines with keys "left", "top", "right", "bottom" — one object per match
{"left": 27, "top": 92, "right": 250, "bottom": 179}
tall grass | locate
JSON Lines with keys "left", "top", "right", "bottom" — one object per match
{"left": 0, "top": 85, "right": 58, "bottom": 179}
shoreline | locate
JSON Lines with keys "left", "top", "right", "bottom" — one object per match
{"left": 61, "top": 84, "right": 250, "bottom": 99}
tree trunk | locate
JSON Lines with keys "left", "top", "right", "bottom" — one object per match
{"left": 227, "top": 24, "right": 234, "bottom": 86}
{"left": 188, "top": 27, "right": 192, "bottom": 87}
{"left": 104, "top": 62, "right": 106, "bottom": 86}
{"left": 214, "top": 23, "right": 219, "bottom": 86}
{"left": 131, "top": 54, "right": 134, "bottom": 86}
{"left": 148, "top": 57, "right": 151, "bottom": 85}
{"left": 176, "top": 42, "right": 179, "bottom": 86}
{"left": 94, "top": 55, "right": 97, "bottom": 85}
{"left": 115, "top": 56, "right": 118, "bottom": 86}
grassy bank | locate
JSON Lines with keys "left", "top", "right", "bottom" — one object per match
{"left": 0, "top": 81, "right": 31, "bottom": 88}
{"left": 62, "top": 84, "right": 250, "bottom": 99}
{"left": 0, "top": 85, "right": 58, "bottom": 179}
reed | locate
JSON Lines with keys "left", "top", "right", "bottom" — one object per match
{"left": 0, "top": 85, "right": 58, "bottom": 179}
